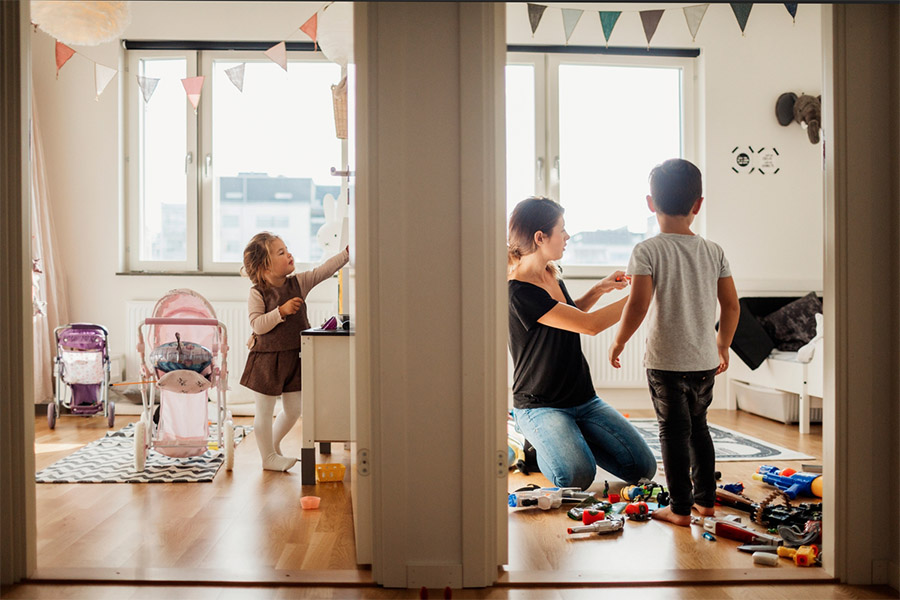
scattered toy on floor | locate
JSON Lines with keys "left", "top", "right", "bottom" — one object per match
{"left": 753, "top": 465, "right": 823, "bottom": 499}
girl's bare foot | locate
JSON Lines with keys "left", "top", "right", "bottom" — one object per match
{"left": 693, "top": 504, "right": 715, "bottom": 517}
{"left": 651, "top": 505, "right": 692, "bottom": 527}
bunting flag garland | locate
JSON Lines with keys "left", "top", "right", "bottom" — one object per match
{"left": 527, "top": 3, "right": 547, "bottom": 36}
{"left": 55, "top": 41, "right": 75, "bottom": 78}
{"left": 640, "top": 10, "right": 665, "bottom": 48}
{"left": 224, "top": 63, "right": 245, "bottom": 92}
{"left": 784, "top": 3, "right": 798, "bottom": 22}
{"left": 731, "top": 3, "right": 753, "bottom": 35}
{"left": 136, "top": 75, "right": 159, "bottom": 103}
{"left": 264, "top": 41, "right": 288, "bottom": 71}
{"left": 181, "top": 76, "right": 205, "bottom": 113}
{"left": 561, "top": 8, "right": 583, "bottom": 44}
{"left": 300, "top": 12, "right": 318, "bottom": 51}
{"left": 598, "top": 11, "right": 621, "bottom": 47}
{"left": 93, "top": 63, "right": 117, "bottom": 100}
{"left": 683, "top": 4, "right": 709, "bottom": 42}
{"left": 524, "top": 4, "right": 800, "bottom": 48}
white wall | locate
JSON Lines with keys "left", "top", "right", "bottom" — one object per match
{"left": 34, "top": 2, "right": 823, "bottom": 400}
{"left": 507, "top": 2, "right": 824, "bottom": 294}
{"left": 31, "top": 2, "right": 338, "bottom": 385}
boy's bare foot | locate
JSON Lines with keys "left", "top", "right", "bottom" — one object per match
{"left": 651, "top": 505, "right": 692, "bottom": 527}
{"left": 693, "top": 504, "right": 715, "bottom": 517}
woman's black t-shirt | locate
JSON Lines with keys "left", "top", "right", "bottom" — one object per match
{"left": 508, "top": 279, "right": 595, "bottom": 410}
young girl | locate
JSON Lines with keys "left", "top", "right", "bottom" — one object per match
{"left": 240, "top": 232, "right": 349, "bottom": 471}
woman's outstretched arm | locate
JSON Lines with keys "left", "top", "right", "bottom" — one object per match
{"left": 573, "top": 270, "right": 629, "bottom": 312}
{"left": 537, "top": 296, "right": 628, "bottom": 336}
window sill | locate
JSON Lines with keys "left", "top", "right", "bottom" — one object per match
{"left": 116, "top": 271, "right": 240, "bottom": 277}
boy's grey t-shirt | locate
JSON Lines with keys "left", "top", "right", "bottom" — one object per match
{"left": 627, "top": 233, "right": 731, "bottom": 372}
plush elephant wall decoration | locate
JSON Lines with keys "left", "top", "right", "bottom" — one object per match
{"left": 776, "top": 92, "right": 822, "bottom": 144}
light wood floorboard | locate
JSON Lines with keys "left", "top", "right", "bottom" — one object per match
{"left": 31, "top": 406, "right": 841, "bottom": 590}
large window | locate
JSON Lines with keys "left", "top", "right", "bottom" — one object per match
{"left": 126, "top": 49, "right": 345, "bottom": 272}
{"left": 506, "top": 53, "right": 695, "bottom": 271}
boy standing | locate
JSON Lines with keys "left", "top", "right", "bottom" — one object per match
{"left": 608, "top": 159, "right": 739, "bottom": 526}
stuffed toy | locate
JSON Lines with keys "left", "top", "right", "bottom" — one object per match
{"left": 776, "top": 92, "right": 822, "bottom": 144}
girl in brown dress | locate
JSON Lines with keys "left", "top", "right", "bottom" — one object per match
{"left": 240, "top": 232, "right": 349, "bottom": 471}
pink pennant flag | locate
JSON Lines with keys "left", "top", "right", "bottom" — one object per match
{"left": 55, "top": 41, "right": 75, "bottom": 79}
{"left": 181, "top": 76, "right": 205, "bottom": 113}
{"left": 300, "top": 12, "right": 318, "bottom": 51}
{"left": 265, "top": 41, "right": 288, "bottom": 71}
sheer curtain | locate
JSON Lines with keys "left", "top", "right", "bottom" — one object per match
{"left": 31, "top": 95, "right": 70, "bottom": 404}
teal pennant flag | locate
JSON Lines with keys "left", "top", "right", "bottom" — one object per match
{"left": 731, "top": 3, "right": 753, "bottom": 35}
{"left": 784, "top": 3, "right": 798, "bottom": 22}
{"left": 598, "top": 11, "right": 621, "bottom": 47}
{"left": 527, "top": 3, "right": 547, "bottom": 36}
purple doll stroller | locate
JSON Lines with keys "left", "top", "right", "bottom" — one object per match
{"left": 49, "top": 323, "right": 114, "bottom": 429}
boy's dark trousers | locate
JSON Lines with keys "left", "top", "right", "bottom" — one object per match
{"left": 646, "top": 368, "right": 718, "bottom": 516}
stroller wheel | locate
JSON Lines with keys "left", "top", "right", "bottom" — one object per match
{"left": 224, "top": 421, "right": 235, "bottom": 471}
{"left": 47, "top": 403, "right": 57, "bottom": 430}
{"left": 134, "top": 418, "right": 147, "bottom": 471}
{"left": 107, "top": 401, "right": 116, "bottom": 428}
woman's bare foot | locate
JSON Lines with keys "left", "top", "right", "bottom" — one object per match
{"left": 693, "top": 504, "right": 715, "bottom": 517}
{"left": 651, "top": 505, "right": 692, "bottom": 527}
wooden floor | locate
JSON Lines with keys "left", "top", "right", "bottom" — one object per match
{"left": 27, "top": 405, "right": 887, "bottom": 597}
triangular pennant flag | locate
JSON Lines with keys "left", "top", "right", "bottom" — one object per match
{"left": 731, "top": 3, "right": 753, "bottom": 35}
{"left": 55, "top": 41, "right": 75, "bottom": 79}
{"left": 527, "top": 3, "right": 547, "bottom": 36}
{"left": 265, "top": 41, "right": 288, "bottom": 71}
{"left": 561, "top": 8, "right": 583, "bottom": 44}
{"left": 93, "top": 63, "right": 117, "bottom": 100}
{"left": 136, "top": 75, "right": 160, "bottom": 103}
{"left": 225, "top": 63, "right": 245, "bottom": 92}
{"left": 683, "top": 4, "right": 709, "bottom": 42}
{"left": 181, "top": 76, "right": 205, "bottom": 113}
{"left": 784, "top": 3, "right": 798, "bottom": 22}
{"left": 331, "top": 75, "right": 348, "bottom": 140}
{"left": 640, "top": 10, "right": 665, "bottom": 48}
{"left": 300, "top": 12, "right": 318, "bottom": 51}
{"left": 598, "top": 11, "right": 621, "bottom": 47}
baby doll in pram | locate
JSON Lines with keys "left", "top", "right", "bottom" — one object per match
{"left": 134, "top": 289, "right": 234, "bottom": 471}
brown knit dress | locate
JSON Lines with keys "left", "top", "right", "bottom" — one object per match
{"left": 240, "top": 276, "right": 310, "bottom": 396}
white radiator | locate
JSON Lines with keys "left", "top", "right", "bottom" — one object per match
{"left": 126, "top": 299, "right": 336, "bottom": 402}
{"left": 580, "top": 326, "right": 648, "bottom": 388}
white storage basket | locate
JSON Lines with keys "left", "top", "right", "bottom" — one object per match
{"left": 733, "top": 380, "right": 822, "bottom": 424}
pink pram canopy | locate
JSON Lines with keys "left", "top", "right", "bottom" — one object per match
{"left": 147, "top": 288, "right": 220, "bottom": 353}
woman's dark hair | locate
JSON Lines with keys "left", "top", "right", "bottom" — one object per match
{"left": 648, "top": 158, "right": 703, "bottom": 216}
{"left": 508, "top": 196, "right": 564, "bottom": 277}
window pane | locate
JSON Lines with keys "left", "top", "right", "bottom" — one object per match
{"left": 139, "top": 58, "right": 187, "bottom": 261}
{"left": 558, "top": 64, "right": 681, "bottom": 266}
{"left": 211, "top": 60, "right": 342, "bottom": 264}
{"left": 505, "top": 64, "right": 536, "bottom": 217}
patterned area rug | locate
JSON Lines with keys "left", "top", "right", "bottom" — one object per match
{"left": 629, "top": 419, "right": 815, "bottom": 462}
{"left": 36, "top": 422, "right": 252, "bottom": 483}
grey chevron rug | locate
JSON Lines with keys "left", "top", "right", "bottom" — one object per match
{"left": 36, "top": 422, "right": 252, "bottom": 483}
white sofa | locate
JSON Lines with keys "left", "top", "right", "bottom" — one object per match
{"left": 725, "top": 296, "right": 824, "bottom": 434}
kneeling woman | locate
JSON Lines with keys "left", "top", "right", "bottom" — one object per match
{"left": 508, "top": 197, "right": 656, "bottom": 490}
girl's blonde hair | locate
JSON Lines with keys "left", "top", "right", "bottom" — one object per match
{"left": 507, "top": 196, "right": 564, "bottom": 278}
{"left": 241, "top": 232, "right": 281, "bottom": 288}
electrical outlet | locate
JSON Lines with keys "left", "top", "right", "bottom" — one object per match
{"left": 357, "top": 448, "right": 370, "bottom": 476}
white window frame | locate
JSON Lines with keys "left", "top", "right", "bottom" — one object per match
{"left": 125, "top": 49, "right": 199, "bottom": 272}
{"left": 125, "top": 49, "right": 347, "bottom": 273}
{"left": 507, "top": 51, "right": 698, "bottom": 277}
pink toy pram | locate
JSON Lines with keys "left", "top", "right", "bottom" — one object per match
{"left": 135, "top": 289, "right": 234, "bottom": 471}
{"left": 49, "top": 323, "right": 114, "bottom": 429}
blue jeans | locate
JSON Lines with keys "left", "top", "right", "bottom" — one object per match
{"left": 512, "top": 396, "right": 657, "bottom": 490}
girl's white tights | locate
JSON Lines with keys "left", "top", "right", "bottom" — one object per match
{"left": 252, "top": 390, "right": 302, "bottom": 472}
